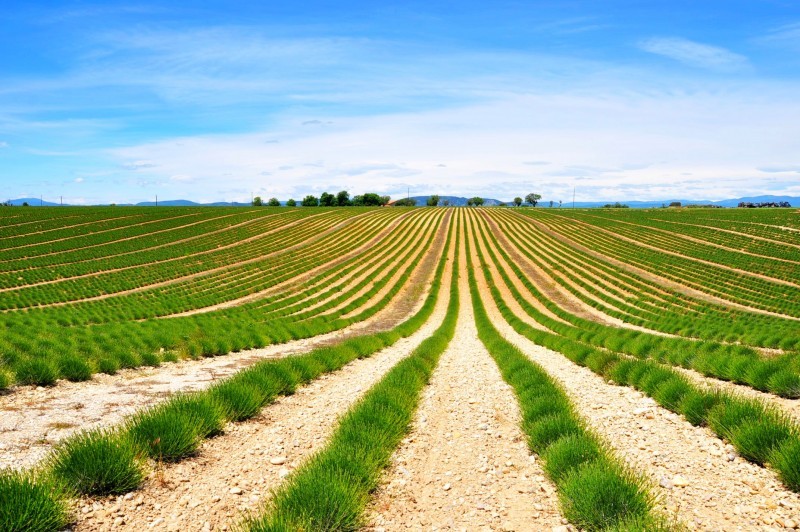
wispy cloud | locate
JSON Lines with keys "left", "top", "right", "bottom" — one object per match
{"left": 0, "top": 141, "right": 7, "bottom": 148}
{"left": 639, "top": 37, "right": 749, "bottom": 72}
{"left": 758, "top": 22, "right": 800, "bottom": 49}
{"left": 758, "top": 165, "right": 800, "bottom": 173}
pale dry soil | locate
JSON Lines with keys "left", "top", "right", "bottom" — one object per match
{"left": 363, "top": 233, "right": 565, "bottom": 532}
{"left": 482, "top": 294, "right": 800, "bottom": 530}
{"left": 0, "top": 213, "right": 450, "bottom": 471}
{"left": 73, "top": 254, "right": 454, "bottom": 532}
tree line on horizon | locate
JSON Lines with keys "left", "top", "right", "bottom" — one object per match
{"left": 251, "top": 191, "right": 549, "bottom": 207}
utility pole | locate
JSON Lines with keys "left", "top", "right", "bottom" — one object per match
{"left": 40, "top": 195, "right": 43, "bottom": 207}
{"left": 60, "top": 196, "right": 63, "bottom": 206}
{"left": 155, "top": 195, "right": 158, "bottom": 207}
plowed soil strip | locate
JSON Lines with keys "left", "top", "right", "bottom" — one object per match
{"left": 514, "top": 213, "right": 800, "bottom": 321}
{"left": 363, "top": 230, "right": 564, "bottom": 531}
{"left": 0, "top": 213, "right": 450, "bottom": 470}
{"left": 482, "top": 295, "right": 800, "bottom": 529}
{"left": 73, "top": 232, "right": 455, "bottom": 532}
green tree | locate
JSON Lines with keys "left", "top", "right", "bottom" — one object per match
{"left": 361, "top": 193, "right": 383, "bottom": 206}
{"left": 525, "top": 193, "right": 541, "bottom": 207}
{"left": 393, "top": 198, "right": 417, "bottom": 206}
{"left": 380, "top": 195, "right": 391, "bottom": 206}
{"left": 467, "top": 198, "right": 474, "bottom": 206}
{"left": 442, "top": 199, "right": 450, "bottom": 207}
{"left": 549, "top": 200, "right": 554, "bottom": 208}
{"left": 267, "top": 197, "right": 281, "bottom": 207}
{"left": 336, "top": 190, "right": 351, "bottom": 206}
{"left": 427, "top": 194, "right": 440, "bottom": 207}
{"left": 286, "top": 198, "right": 297, "bottom": 207}
{"left": 469, "top": 197, "right": 484, "bottom": 206}
{"left": 513, "top": 197, "right": 522, "bottom": 207}
{"left": 319, "top": 192, "right": 336, "bottom": 207}
{"left": 22, "top": 202, "right": 29, "bottom": 207}
{"left": 251, "top": 196, "right": 263, "bottom": 207}
{"left": 301, "top": 195, "right": 319, "bottom": 207}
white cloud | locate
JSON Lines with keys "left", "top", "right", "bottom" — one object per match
{"left": 639, "top": 37, "right": 749, "bottom": 72}
{"left": 108, "top": 84, "right": 800, "bottom": 202}
{"left": 0, "top": 141, "right": 8, "bottom": 148}
{"left": 74, "top": 177, "right": 84, "bottom": 183}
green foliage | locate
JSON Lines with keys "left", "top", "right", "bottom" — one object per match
{"left": 209, "top": 380, "right": 265, "bottom": 422}
{"left": 301, "top": 195, "right": 319, "bottom": 207}
{"left": 0, "top": 470, "right": 71, "bottom": 532}
{"left": 285, "top": 198, "right": 296, "bottom": 206}
{"left": 57, "top": 355, "right": 93, "bottom": 382}
{"left": 392, "top": 197, "right": 416, "bottom": 206}
{"left": 558, "top": 462, "right": 652, "bottom": 530}
{"left": 426, "top": 194, "right": 440, "bottom": 206}
{"left": 525, "top": 192, "right": 541, "bottom": 206}
{"left": 319, "top": 192, "right": 336, "bottom": 207}
{"left": 336, "top": 190, "right": 351, "bottom": 206}
{"left": 267, "top": 197, "right": 281, "bottom": 207}
{"left": 244, "top": 236, "right": 459, "bottom": 531}
{"left": 128, "top": 404, "right": 205, "bottom": 461}
{"left": 15, "top": 358, "right": 58, "bottom": 386}
{"left": 48, "top": 429, "right": 146, "bottom": 495}
{"left": 251, "top": 196, "right": 263, "bottom": 206}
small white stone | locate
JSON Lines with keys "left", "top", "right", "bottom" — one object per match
{"left": 229, "top": 487, "right": 243, "bottom": 495}
{"left": 443, "top": 483, "right": 451, "bottom": 491}
{"left": 672, "top": 475, "right": 689, "bottom": 487}
{"left": 270, "top": 457, "right": 287, "bottom": 465}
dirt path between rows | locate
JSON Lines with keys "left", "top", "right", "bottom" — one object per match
{"left": 72, "top": 216, "right": 456, "bottom": 532}
{"left": 168, "top": 209, "right": 423, "bottom": 318}
{"left": 0, "top": 213, "right": 450, "bottom": 470}
{"left": 538, "top": 213, "right": 800, "bottom": 289}
{"left": 0, "top": 213, "right": 149, "bottom": 243}
{"left": 481, "top": 212, "right": 607, "bottom": 326}
{"left": 647, "top": 218, "right": 800, "bottom": 251}
{"left": 514, "top": 213, "right": 800, "bottom": 322}
{"left": 574, "top": 212, "right": 800, "bottom": 265}
{"left": 475, "top": 258, "right": 800, "bottom": 529}
{"left": 364, "top": 225, "right": 565, "bottom": 532}
{"left": 1, "top": 209, "right": 340, "bottom": 296}
{"left": 1, "top": 209, "right": 283, "bottom": 269}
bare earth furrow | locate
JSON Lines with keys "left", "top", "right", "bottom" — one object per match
{"left": 484, "top": 301, "right": 800, "bottom": 530}
{"left": 72, "top": 227, "right": 455, "bottom": 532}
{"left": 364, "top": 225, "right": 564, "bottom": 532}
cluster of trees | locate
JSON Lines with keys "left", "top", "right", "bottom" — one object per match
{"left": 510, "top": 193, "right": 542, "bottom": 207}
{"left": 251, "top": 197, "right": 281, "bottom": 207}
{"left": 253, "top": 191, "right": 391, "bottom": 207}
{"left": 603, "top": 202, "right": 629, "bottom": 208}
{"left": 251, "top": 190, "right": 560, "bottom": 208}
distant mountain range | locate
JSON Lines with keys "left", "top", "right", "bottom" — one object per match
{"left": 408, "top": 195, "right": 798, "bottom": 208}
{"left": 5, "top": 195, "right": 798, "bottom": 208}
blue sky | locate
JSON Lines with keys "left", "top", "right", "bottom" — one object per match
{"left": 2, "top": 1, "right": 800, "bottom": 204}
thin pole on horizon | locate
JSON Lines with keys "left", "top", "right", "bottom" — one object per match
{"left": 156, "top": 195, "right": 158, "bottom": 207}
{"left": 40, "top": 195, "right": 42, "bottom": 207}
{"left": 572, "top": 187, "right": 575, "bottom": 209}
{"left": 60, "top": 196, "right": 62, "bottom": 206}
